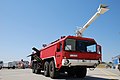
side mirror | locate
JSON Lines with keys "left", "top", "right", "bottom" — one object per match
{"left": 97, "top": 45, "right": 102, "bottom": 62}
{"left": 97, "top": 45, "right": 102, "bottom": 54}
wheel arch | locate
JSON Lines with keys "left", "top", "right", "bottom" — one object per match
{"left": 43, "top": 56, "right": 57, "bottom": 68}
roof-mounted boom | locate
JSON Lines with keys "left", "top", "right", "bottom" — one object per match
{"left": 76, "top": 4, "right": 109, "bottom": 37}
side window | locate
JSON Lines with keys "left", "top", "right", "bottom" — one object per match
{"left": 87, "top": 44, "right": 96, "bottom": 52}
{"left": 59, "top": 43, "right": 62, "bottom": 52}
{"left": 57, "top": 43, "right": 62, "bottom": 52}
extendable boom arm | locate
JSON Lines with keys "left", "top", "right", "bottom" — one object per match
{"left": 76, "top": 4, "right": 109, "bottom": 37}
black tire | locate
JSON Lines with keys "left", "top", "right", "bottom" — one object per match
{"left": 32, "top": 62, "right": 41, "bottom": 74}
{"left": 67, "top": 67, "right": 75, "bottom": 77}
{"left": 67, "top": 70, "right": 75, "bottom": 77}
{"left": 49, "top": 60, "right": 58, "bottom": 79}
{"left": 75, "top": 67, "right": 87, "bottom": 78}
{"left": 0, "top": 67, "right": 2, "bottom": 70}
{"left": 32, "top": 63, "right": 36, "bottom": 73}
{"left": 44, "top": 61, "right": 49, "bottom": 77}
{"left": 32, "top": 68, "right": 35, "bottom": 73}
{"left": 35, "top": 69, "right": 41, "bottom": 74}
{"left": 12, "top": 66, "right": 15, "bottom": 69}
{"left": 118, "top": 64, "right": 120, "bottom": 71}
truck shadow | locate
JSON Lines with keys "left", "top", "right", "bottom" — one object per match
{"left": 40, "top": 72, "right": 119, "bottom": 80}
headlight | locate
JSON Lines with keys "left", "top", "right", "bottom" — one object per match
{"left": 64, "top": 59, "right": 69, "bottom": 65}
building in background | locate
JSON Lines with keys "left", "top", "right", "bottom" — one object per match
{"left": 0, "top": 61, "right": 3, "bottom": 70}
{"left": 112, "top": 55, "right": 120, "bottom": 69}
{"left": 3, "top": 60, "right": 29, "bottom": 69}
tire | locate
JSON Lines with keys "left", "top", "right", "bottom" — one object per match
{"left": 67, "top": 67, "right": 75, "bottom": 77}
{"left": 35, "top": 69, "right": 41, "bottom": 74}
{"left": 12, "top": 66, "right": 15, "bottom": 69}
{"left": 32, "top": 62, "right": 41, "bottom": 74}
{"left": 44, "top": 61, "right": 49, "bottom": 77}
{"left": 0, "top": 66, "right": 2, "bottom": 70}
{"left": 75, "top": 67, "right": 87, "bottom": 78}
{"left": 32, "top": 68, "right": 35, "bottom": 73}
{"left": 49, "top": 60, "right": 58, "bottom": 79}
{"left": 67, "top": 70, "right": 75, "bottom": 77}
{"left": 118, "top": 64, "right": 120, "bottom": 71}
{"left": 32, "top": 63, "right": 36, "bottom": 73}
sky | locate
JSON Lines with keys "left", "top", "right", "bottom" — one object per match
{"left": 0, "top": 0, "right": 120, "bottom": 63}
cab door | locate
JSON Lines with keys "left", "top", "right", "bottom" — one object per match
{"left": 55, "top": 42, "right": 63, "bottom": 69}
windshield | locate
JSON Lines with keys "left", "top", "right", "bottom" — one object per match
{"left": 65, "top": 39, "right": 96, "bottom": 52}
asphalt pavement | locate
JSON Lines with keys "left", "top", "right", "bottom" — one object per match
{"left": 0, "top": 68, "right": 120, "bottom": 80}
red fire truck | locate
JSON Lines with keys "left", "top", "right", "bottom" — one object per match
{"left": 28, "top": 4, "right": 109, "bottom": 78}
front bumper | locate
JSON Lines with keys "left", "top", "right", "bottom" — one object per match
{"left": 62, "top": 59, "right": 100, "bottom": 68}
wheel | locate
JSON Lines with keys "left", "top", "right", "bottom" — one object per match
{"left": 12, "top": 66, "right": 15, "bottom": 69}
{"left": 44, "top": 61, "right": 49, "bottom": 77}
{"left": 67, "top": 71, "right": 75, "bottom": 77}
{"left": 32, "top": 62, "right": 41, "bottom": 74}
{"left": 49, "top": 60, "right": 58, "bottom": 78}
{"left": 67, "top": 68, "right": 75, "bottom": 77}
{"left": 0, "top": 67, "right": 2, "bottom": 70}
{"left": 75, "top": 67, "right": 87, "bottom": 78}
{"left": 118, "top": 64, "right": 120, "bottom": 71}
{"left": 35, "top": 69, "right": 41, "bottom": 74}
{"left": 32, "top": 63, "right": 36, "bottom": 73}
{"left": 32, "top": 68, "right": 35, "bottom": 73}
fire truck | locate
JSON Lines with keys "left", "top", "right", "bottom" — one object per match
{"left": 28, "top": 4, "right": 109, "bottom": 78}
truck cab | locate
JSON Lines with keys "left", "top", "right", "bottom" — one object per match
{"left": 59, "top": 36, "right": 101, "bottom": 68}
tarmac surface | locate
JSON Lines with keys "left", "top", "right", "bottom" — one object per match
{"left": 0, "top": 68, "right": 120, "bottom": 80}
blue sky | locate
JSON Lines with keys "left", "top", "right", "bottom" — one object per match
{"left": 0, "top": 0, "right": 120, "bottom": 62}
